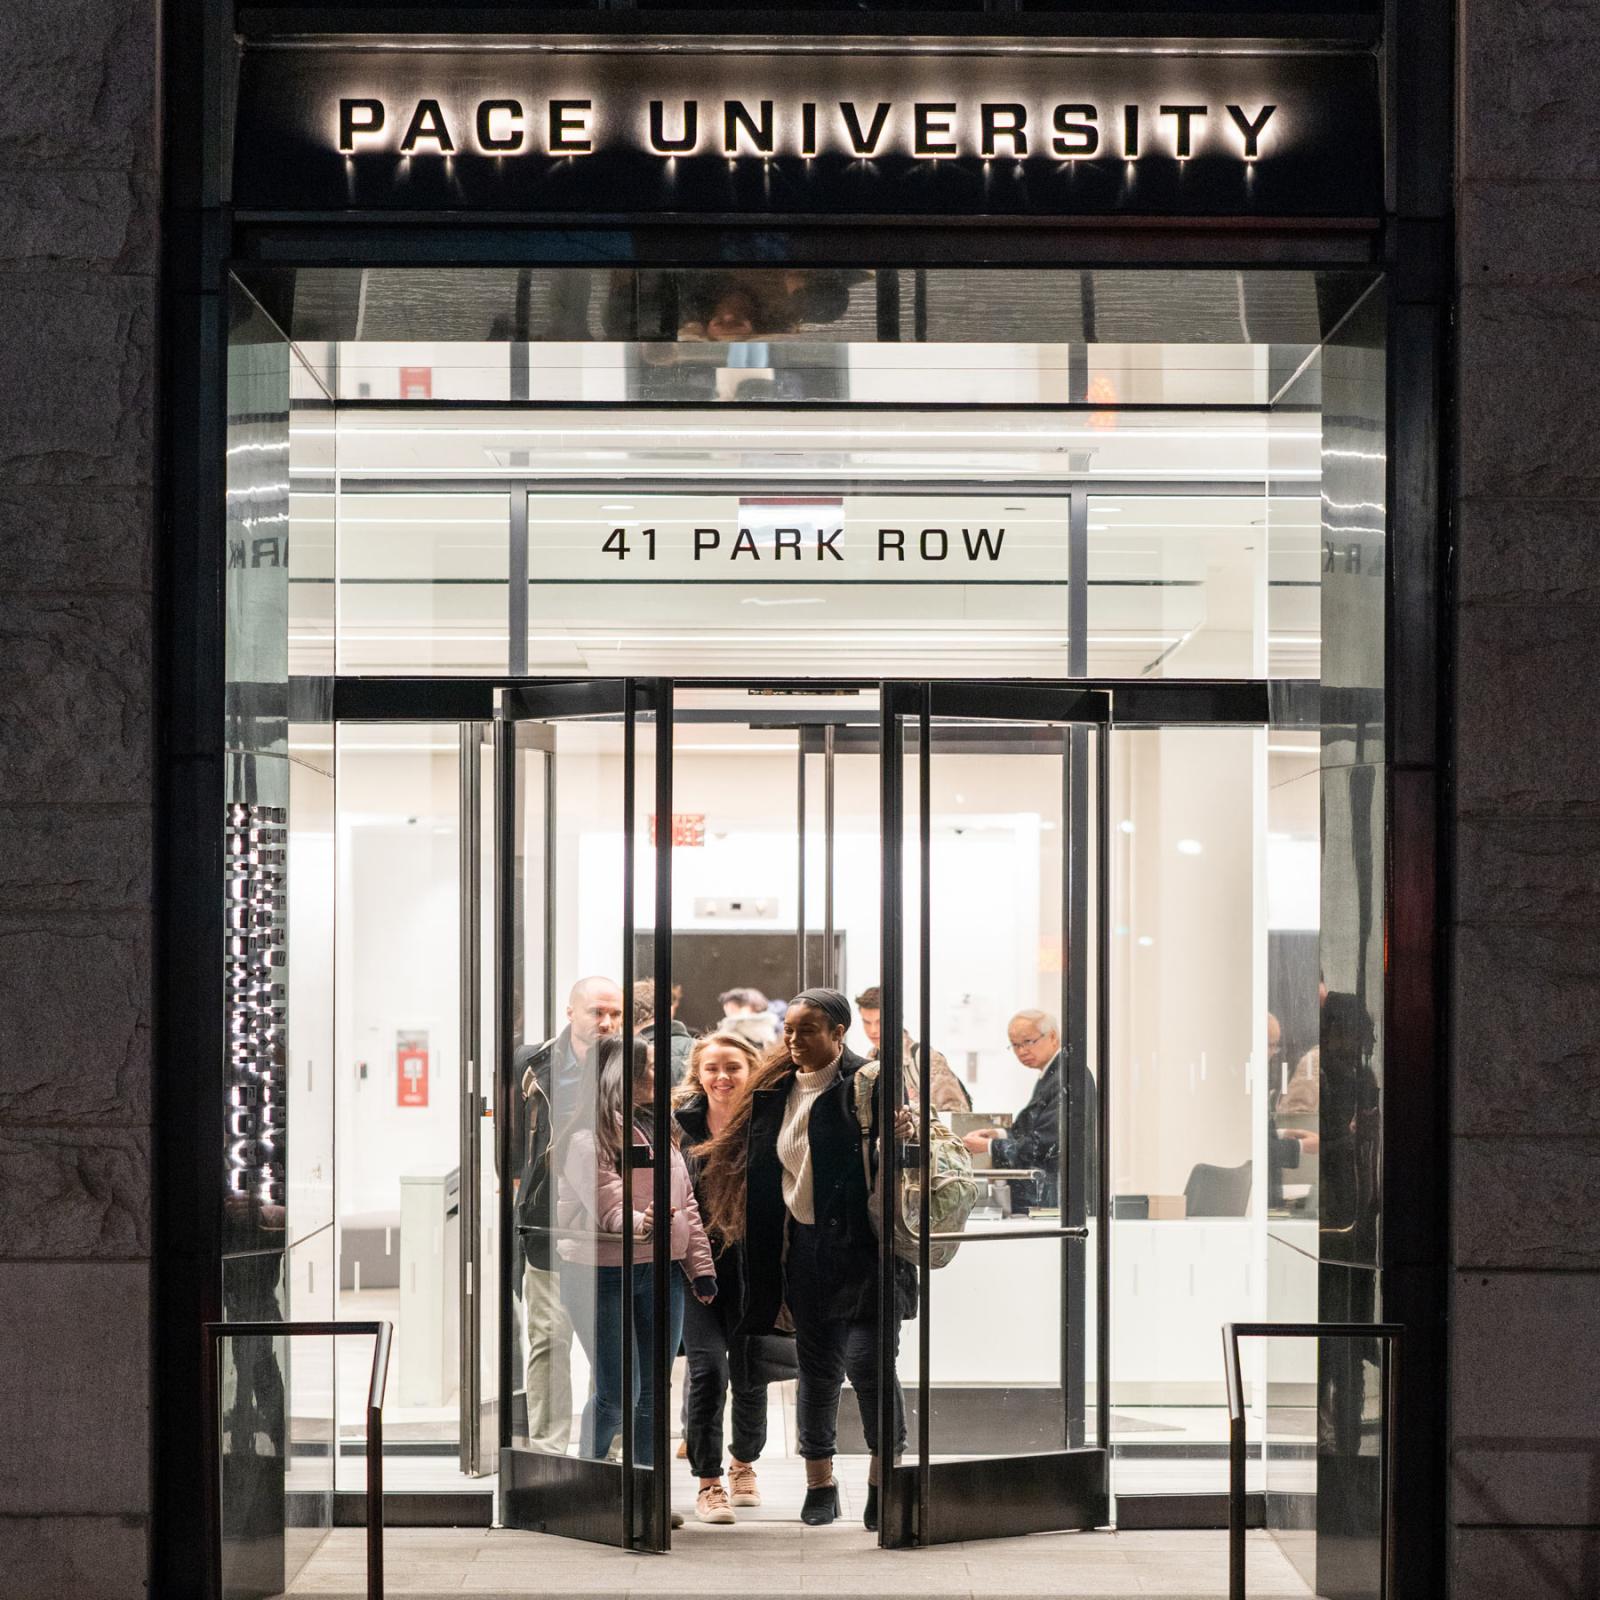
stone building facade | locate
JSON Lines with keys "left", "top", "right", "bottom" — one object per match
{"left": 0, "top": 0, "right": 157, "bottom": 1589}
{"left": 0, "top": 0, "right": 1592, "bottom": 1594}
{"left": 1451, "top": 0, "right": 1600, "bottom": 1589}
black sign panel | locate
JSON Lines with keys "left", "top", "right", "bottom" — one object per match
{"left": 233, "top": 46, "right": 1382, "bottom": 218}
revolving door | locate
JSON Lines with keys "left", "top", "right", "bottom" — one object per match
{"left": 493, "top": 679, "right": 1111, "bottom": 1549}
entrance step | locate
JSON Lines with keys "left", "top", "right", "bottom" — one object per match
{"left": 284, "top": 1526, "right": 1317, "bottom": 1598}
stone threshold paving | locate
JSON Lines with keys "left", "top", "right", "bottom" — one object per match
{"left": 285, "top": 1525, "right": 1317, "bottom": 1598}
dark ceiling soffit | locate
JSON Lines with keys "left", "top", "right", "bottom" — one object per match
{"left": 233, "top": 10, "right": 1381, "bottom": 47}
{"left": 229, "top": 222, "right": 1382, "bottom": 276}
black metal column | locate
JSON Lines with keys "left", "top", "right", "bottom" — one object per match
{"left": 619, "top": 684, "right": 636, "bottom": 1542}
{"left": 492, "top": 709, "right": 516, "bottom": 1460}
{"left": 1066, "top": 487, "right": 1093, "bottom": 1450}
{"left": 650, "top": 680, "right": 674, "bottom": 1547}
{"left": 877, "top": 684, "right": 908, "bottom": 1546}
{"left": 797, "top": 734, "right": 808, "bottom": 988}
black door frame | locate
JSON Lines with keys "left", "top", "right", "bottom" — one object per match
{"left": 494, "top": 677, "right": 678, "bottom": 1551}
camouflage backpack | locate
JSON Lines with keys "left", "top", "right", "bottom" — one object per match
{"left": 853, "top": 1062, "right": 979, "bottom": 1269}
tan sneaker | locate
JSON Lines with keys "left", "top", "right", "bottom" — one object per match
{"left": 728, "top": 1460, "right": 761, "bottom": 1507}
{"left": 696, "top": 1482, "right": 736, "bottom": 1524}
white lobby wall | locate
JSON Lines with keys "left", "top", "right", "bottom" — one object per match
{"left": 313, "top": 728, "right": 1307, "bottom": 1221}
{"left": 334, "top": 744, "right": 463, "bottom": 1221}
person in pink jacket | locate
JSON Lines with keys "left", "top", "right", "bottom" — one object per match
{"left": 556, "top": 1033, "right": 716, "bottom": 1465}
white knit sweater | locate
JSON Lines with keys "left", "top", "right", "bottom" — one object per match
{"left": 778, "top": 1059, "right": 841, "bottom": 1225}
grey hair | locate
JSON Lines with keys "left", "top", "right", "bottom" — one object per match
{"left": 1010, "top": 1008, "right": 1060, "bottom": 1036}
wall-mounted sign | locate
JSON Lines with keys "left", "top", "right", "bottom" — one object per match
{"left": 232, "top": 46, "right": 1381, "bottom": 218}
{"left": 532, "top": 495, "right": 1063, "bottom": 584}
{"left": 397, "top": 1030, "right": 430, "bottom": 1108}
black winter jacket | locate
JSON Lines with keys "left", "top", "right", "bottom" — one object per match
{"left": 737, "top": 1049, "right": 916, "bottom": 1333}
{"left": 992, "top": 1051, "right": 1064, "bottom": 1212}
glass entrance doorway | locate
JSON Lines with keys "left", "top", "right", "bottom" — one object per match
{"left": 246, "top": 261, "right": 1366, "bottom": 1560}
{"left": 493, "top": 679, "right": 1110, "bottom": 1549}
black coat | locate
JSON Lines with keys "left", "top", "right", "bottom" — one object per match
{"left": 737, "top": 1049, "right": 916, "bottom": 1333}
{"left": 676, "top": 1092, "right": 798, "bottom": 1379}
{"left": 991, "top": 1051, "right": 1098, "bottom": 1214}
{"left": 510, "top": 1029, "right": 583, "bottom": 1271}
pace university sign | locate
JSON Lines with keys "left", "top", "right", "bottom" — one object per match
{"left": 233, "top": 46, "right": 1382, "bottom": 218}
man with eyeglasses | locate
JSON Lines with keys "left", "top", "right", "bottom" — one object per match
{"left": 963, "top": 1009, "right": 1065, "bottom": 1213}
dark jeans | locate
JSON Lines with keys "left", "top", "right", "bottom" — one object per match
{"left": 560, "top": 1261, "right": 685, "bottom": 1467}
{"left": 682, "top": 1290, "right": 768, "bottom": 1479}
{"left": 786, "top": 1223, "right": 905, "bottom": 1461}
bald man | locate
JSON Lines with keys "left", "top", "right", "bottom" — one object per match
{"left": 512, "top": 976, "right": 623, "bottom": 1453}
{"left": 964, "top": 1009, "right": 1067, "bottom": 1215}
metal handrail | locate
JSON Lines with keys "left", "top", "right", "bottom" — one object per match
{"left": 203, "top": 1319, "right": 393, "bottom": 1600}
{"left": 929, "top": 1225, "right": 1090, "bottom": 1242}
{"left": 1222, "top": 1320, "right": 1402, "bottom": 1600}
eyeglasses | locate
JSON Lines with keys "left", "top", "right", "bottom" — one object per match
{"left": 1008, "top": 1034, "right": 1046, "bottom": 1053}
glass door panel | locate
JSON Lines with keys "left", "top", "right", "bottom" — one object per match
{"left": 878, "top": 682, "right": 1109, "bottom": 1547}
{"left": 496, "top": 680, "right": 674, "bottom": 1551}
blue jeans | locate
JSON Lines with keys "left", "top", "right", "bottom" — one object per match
{"left": 561, "top": 1262, "right": 686, "bottom": 1467}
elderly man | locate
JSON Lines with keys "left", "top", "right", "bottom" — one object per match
{"left": 963, "top": 1009, "right": 1066, "bottom": 1212}
{"left": 854, "top": 985, "right": 971, "bottom": 1111}
{"left": 511, "top": 975, "right": 623, "bottom": 1453}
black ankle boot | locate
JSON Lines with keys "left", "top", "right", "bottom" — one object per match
{"left": 801, "top": 1482, "right": 840, "bottom": 1526}
{"left": 864, "top": 1483, "right": 879, "bottom": 1531}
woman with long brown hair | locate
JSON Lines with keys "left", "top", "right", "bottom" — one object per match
{"left": 696, "top": 988, "right": 915, "bottom": 1529}
{"left": 673, "top": 1028, "right": 791, "bottom": 1524}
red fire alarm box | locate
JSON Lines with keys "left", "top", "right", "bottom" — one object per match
{"left": 397, "top": 1029, "right": 430, "bottom": 1107}
{"left": 399, "top": 366, "right": 433, "bottom": 400}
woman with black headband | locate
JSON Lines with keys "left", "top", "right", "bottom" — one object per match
{"left": 696, "top": 987, "right": 916, "bottom": 1529}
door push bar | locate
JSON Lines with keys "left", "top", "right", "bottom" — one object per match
{"left": 1222, "top": 1321, "right": 1402, "bottom": 1600}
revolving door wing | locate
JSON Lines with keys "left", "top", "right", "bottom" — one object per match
{"left": 876, "top": 681, "right": 1111, "bottom": 1547}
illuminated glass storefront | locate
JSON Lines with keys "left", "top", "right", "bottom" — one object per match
{"left": 158, "top": 17, "right": 1446, "bottom": 1600}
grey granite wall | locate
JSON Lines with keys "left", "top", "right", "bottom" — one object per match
{"left": 0, "top": 0, "right": 157, "bottom": 1592}
{"left": 1456, "top": 0, "right": 1600, "bottom": 1593}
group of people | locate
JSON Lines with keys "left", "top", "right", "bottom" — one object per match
{"left": 509, "top": 975, "right": 1070, "bottom": 1529}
